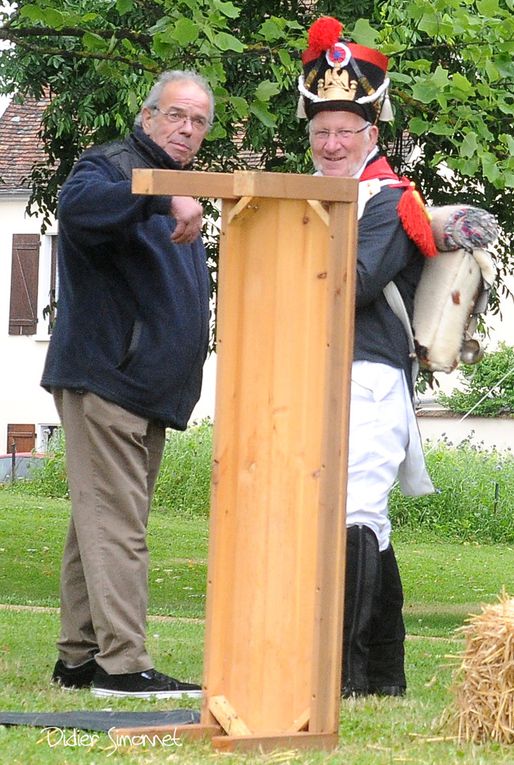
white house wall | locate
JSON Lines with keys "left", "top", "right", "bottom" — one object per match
{"left": 0, "top": 194, "right": 59, "bottom": 452}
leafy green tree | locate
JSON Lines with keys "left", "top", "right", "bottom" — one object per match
{"left": 0, "top": 0, "right": 512, "bottom": 286}
{"left": 438, "top": 342, "right": 514, "bottom": 416}
{"left": 362, "top": 0, "right": 514, "bottom": 307}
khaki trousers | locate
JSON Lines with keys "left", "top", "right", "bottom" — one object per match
{"left": 53, "top": 389, "right": 165, "bottom": 674}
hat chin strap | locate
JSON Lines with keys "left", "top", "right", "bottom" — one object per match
{"left": 354, "top": 77, "right": 390, "bottom": 105}
{"left": 298, "top": 74, "right": 324, "bottom": 104}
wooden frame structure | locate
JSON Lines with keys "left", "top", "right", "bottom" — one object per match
{"left": 117, "top": 170, "right": 358, "bottom": 752}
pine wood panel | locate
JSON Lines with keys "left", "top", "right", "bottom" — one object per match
{"left": 309, "top": 201, "right": 357, "bottom": 731}
{"left": 129, "top": 169, "right": 358, "bottom": 747}
{"left": 132, "top": 169, "right": 357, "bottom": 202}
{"left": 202, "top": 194, "right": 356, "bottom": 734}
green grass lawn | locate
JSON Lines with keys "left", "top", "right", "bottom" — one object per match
{"left": 1, "top": 491, "right": 514, "bottom": 763}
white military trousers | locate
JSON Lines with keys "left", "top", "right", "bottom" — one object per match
{"left": 346, "top": 360, "right": 433, "bottom": 551}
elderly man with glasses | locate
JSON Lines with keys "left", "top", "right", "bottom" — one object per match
{"left": 298, "top": 18, "right": 434, "bottom": 698}
{"left": 42, "top": 70, "right": 213, "bottom": 698}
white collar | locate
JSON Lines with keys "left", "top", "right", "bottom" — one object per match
{"left": 353, "top": 147, "right": 379, "bottom": 179}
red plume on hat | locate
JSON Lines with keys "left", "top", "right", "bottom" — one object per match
{"left": 302, "top": 17, "right": 343, "bottom": 64}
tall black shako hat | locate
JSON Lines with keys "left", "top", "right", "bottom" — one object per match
{"left": 298, "top": 16, "right": 393, "bottom": 124}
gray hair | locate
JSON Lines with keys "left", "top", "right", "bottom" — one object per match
{"left": 135, "top": 70, "right": 215, "bottom": 127}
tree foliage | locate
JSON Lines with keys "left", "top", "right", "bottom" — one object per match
{"left": 0, "top": 0, "right": 513, "bottom": 285}
{"left": 438, "top": 342, "right": 514, "bottom": 416}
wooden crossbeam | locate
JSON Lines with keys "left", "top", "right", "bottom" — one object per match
{"left": 212, "top": 732, "right": 338, "bottom": 752}
{"left": 208, "top": 695, "right": 252, "bottom": 737}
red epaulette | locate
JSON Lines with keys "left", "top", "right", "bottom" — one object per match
{"left": 396, "top": 180, "right": 437, "bottom": 259}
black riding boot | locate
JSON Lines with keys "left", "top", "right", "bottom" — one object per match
{"left": 341, "top": 524, "right": 381, "bottom": 697}
{"left": 367, "top": 543, "right": 407, "bottom": 696}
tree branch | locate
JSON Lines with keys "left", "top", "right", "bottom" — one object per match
{"left": 4, "top": 38, "right": 158, "bottom": 72}
{"left": 0, "top": 24, "right": 152, "bottom": 45}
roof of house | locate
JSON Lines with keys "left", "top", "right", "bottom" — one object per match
{"left": 0, "top": 96, "right": 49, "bottom": 191}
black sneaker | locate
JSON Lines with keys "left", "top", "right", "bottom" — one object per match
{"left": 51, "top": 658, "right": 97, "bottom": 689}
{"left": 91, "top": 666, "right": 202, "bottom": 699}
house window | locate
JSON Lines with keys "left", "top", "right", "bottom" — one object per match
{"left": 8, "top": 234, "right": 41, "bottom": 335}
{"left": 38, "top": 234, "right": 58, "bottom": 335}
{"left": 6, "top": 423, "right": 36, "bottom": 454}
{"left": 38, "top": 423, "right": 60, "bottom": 452}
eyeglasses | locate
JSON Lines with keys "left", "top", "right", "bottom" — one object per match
{"left": 312, "top": 124, "right": 371, "bottom": 143}
{"left": 152, "top": 106, "right": 211, "bottom": 132}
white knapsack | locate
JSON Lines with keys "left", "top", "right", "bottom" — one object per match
{"left": 358, "top": 184, "right": 499, "bottom": 378}
{"left": 382, "top": 202, "right": 498, "bottom": 377}
{"left": 359, "top": 187, "right": 498, "bottom": 379}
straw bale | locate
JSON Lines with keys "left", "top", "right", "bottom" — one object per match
{"left": 448, "top": 593, "right": 514, "bottom": 744}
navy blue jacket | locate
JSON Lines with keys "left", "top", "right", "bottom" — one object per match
{"left": 41, "top": 127, "right": 210, "bottom": 429}
{"left": 355, "top": 178, "right": 424, "bottom": 393}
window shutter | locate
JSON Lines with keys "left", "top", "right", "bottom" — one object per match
{"left": 7, "top": 423, "right": 36, "bottom": 454}
{"left": 8, "top": 234, "right": 40, "bottom": 336}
